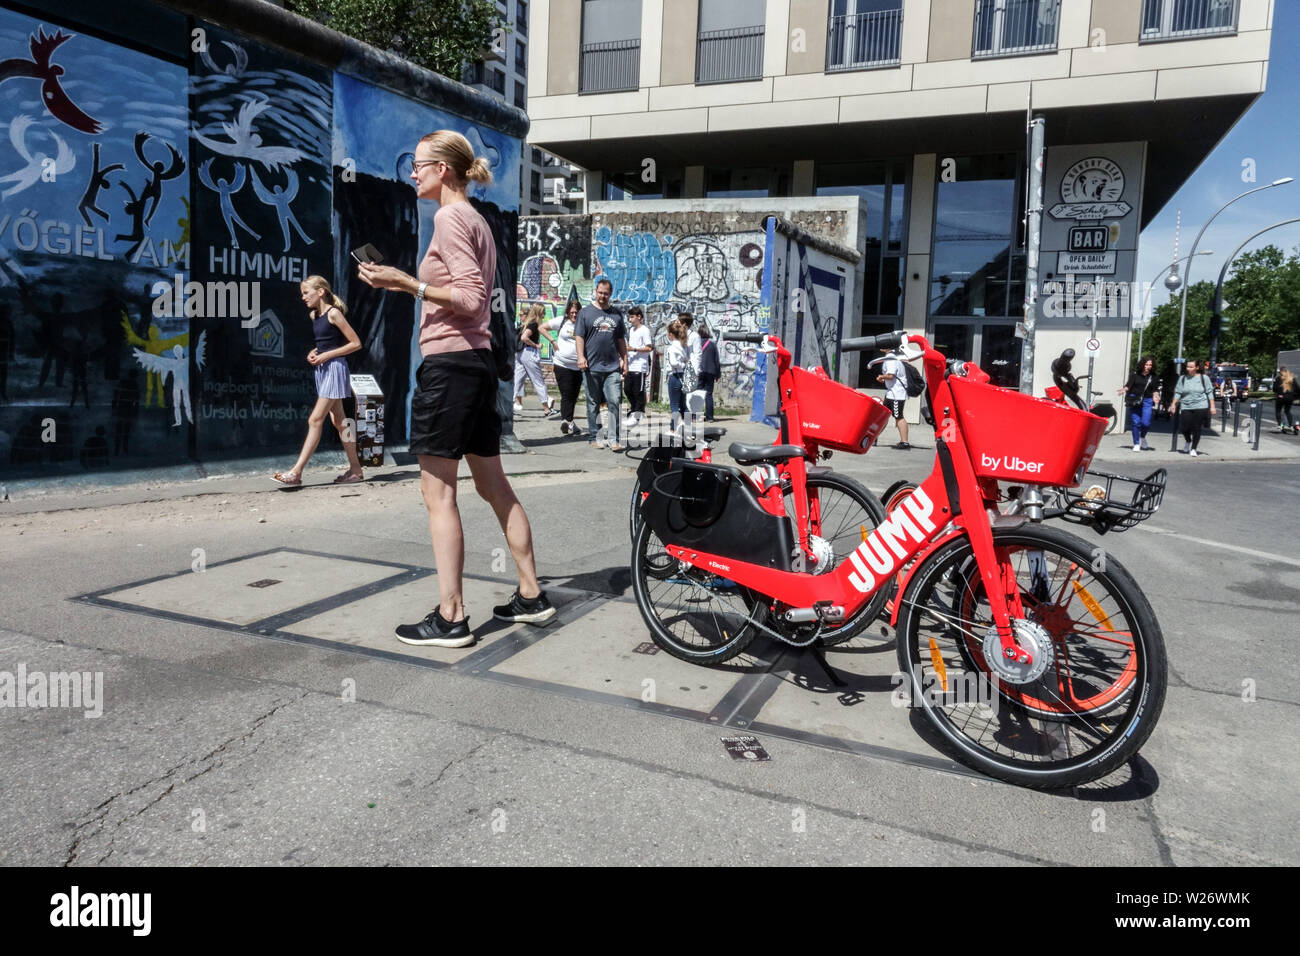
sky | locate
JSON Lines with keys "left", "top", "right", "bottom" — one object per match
{"left": 1135, "top": 0, "right": 1300, "bottom": 322}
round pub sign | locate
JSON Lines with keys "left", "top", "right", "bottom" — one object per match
{"left": 1061, "top": 158, "right": 1126, "bottom": 204}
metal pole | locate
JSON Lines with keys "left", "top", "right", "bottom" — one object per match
{"left": 1177, "top": 178, "right": 1293, "bottom": 363}
{"left": 1086, "top": 279, "right": 1098, "bottom": 408}
{"left": 1252, "top": 402, "right": 1262, "bottom": 452}
{"left": 1019, "top": 114, "right": 1046, "bottom": 394}
{"left": 1210, "top": 217, "right": 1300, "bottom": 369}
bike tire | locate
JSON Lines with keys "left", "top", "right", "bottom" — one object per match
{"left": 798, "top": 472, "right": 892, "bottom": 645}
{"left": 631, "top": 520, "right": 763, "bottom": 664}
{"left": 1103, "top": 410, "right": 1119, "bottom": 435}
{"left": 896, "top": 525, "right": 1166, "bottom": 789}
{"left": 880, "top": 480, "right": 918, "bottom": 515}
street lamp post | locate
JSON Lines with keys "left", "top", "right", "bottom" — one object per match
{"left": 1176, "top": 178, "right": 1294, "bottom": 363}
{"left": 1210, "top": 217, "right": 1300, "bottom": 368}
{"left": 1133, "top": 251, "right": 1213, "bottom": 364}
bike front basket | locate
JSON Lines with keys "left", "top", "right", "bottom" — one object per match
{"left": 1057, "top": 468, "right": 1167, "bottom": 534}
{"left": 789, "top": 366, "right": 892, "bottom": 453}
{"left": 950, "top": 378, "right": 1107, "bottom": 486}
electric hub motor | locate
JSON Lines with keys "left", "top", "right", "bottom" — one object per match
{"left": 981, "top": 619, "right": 1054, "bottom": 685}
{"left": 809, "top": 534, "right": 835, "bottom": 575}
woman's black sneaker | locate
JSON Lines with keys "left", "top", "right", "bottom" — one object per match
{"left": 493, "top": 590, "right": 556, "bottom": 624}
{"left": 395, "top": 609, "right": 474, "bottom": 647}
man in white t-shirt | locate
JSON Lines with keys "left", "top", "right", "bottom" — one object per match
{"left": 624, "top": 306, "right": 652, "bottom": 426}
{"left": 877, "top": 347, "right": 910, "bottom": 449}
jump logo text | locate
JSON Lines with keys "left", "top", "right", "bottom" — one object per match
{"left": 847, "top": 488, "right": 938, "bottom": 594}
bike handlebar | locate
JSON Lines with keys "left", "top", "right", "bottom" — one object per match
{"left": 725, "top": 332, "right": 767, "bottom": 344}
{"left": 841, "top": 331, "right": 904, "bottom": 353}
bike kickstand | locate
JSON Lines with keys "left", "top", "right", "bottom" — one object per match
{"left": 809, "top": 641, "right": 848, "bottom": 688}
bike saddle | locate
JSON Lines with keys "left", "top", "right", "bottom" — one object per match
{"left": 702, "top": 426, "right": 727, "bottom": 442}
{"left": 727, "top": 442, "right": 805, "bottom": 465}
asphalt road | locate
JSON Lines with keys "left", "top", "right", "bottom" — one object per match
{"left": 0, "top": 438, "right": 1296, "bottom": 867}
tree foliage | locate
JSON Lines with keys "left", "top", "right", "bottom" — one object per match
{"left": 286, "top": 0, "right": 501, "bottom": 79}
{"left": 1134, "top": 244, "right": 1300, "bottom": 383}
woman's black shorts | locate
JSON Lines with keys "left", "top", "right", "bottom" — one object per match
{"left": 409, "top": 349, "right": 501, "bottom": 459}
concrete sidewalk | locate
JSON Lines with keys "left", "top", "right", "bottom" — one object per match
{"left": 4, "top": 392, "right": 1296, "bottom": 514}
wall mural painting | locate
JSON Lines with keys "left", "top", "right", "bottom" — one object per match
{"left": 0, "top": 9, "right": 191, "bottom": 474}
{"left": 516, "top": 215, "right": 591, "bottom": 362}
{"left": 189, "top": 22, "right": 333, "bottom": 459}
{"left": 515, "top": 216, "right": 768, "bottom": 405}
{"left": 333, "top": 73, "right": 521, "bottom": 434}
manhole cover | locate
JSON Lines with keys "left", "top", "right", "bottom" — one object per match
{"left": 247, "top": 579, "right": 282, "bottom": 588}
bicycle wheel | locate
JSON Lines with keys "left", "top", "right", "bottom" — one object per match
{"left": 631, "top": 520, "right": 764, "bottom": 664}
{"left": 796, "top": 472, "right": 891, "bottom": 645}
{"left": 629, "top": 480, "right": 646, "bottom": 543}
{"left": 947, "top": 547, "right": 1139, "bottom": 718}
{"left": 880, "top": 479, "right": 918, "bottom": 515}
{"left": 896, "top": 525, "right": 1166, "bottom": 789}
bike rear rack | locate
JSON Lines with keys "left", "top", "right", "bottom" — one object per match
{"left": 1050, "top": 468, "right": 1167, "bottom": 535}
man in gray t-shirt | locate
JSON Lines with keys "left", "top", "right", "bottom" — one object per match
{"left": 575, "top": 278, "right": 629, "bottom": 450}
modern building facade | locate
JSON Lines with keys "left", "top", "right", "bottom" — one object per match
{"left": 463, "top": 0, "right": 586, "bottom": 214}
{"left": 524, "top": 0, "right": 1272, "bottom": 400}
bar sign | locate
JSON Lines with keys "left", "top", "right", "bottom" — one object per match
{"left": 1068, "top": 226, "right": 1109, "bottom": 252}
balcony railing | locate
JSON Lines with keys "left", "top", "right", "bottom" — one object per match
{"left": 579, "top": 38, "right": 640, "bottom": 94}
{"left": 827, "top": 8, "right": 903, "bottom": 72}
{"left": 972, "top": 0, "right": 1061, "bottom": 58}
{"left": 696, "top": 25, "right": 764, "bottom": 84}
{"left": 1140, "top": 0, "right": 1238, "bottom": 41}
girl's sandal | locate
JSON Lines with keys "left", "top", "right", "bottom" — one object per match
{"left": 332, "top": 472, "right": 364, "bottom": 484}
{"left": 272, "top": 471, "right": 302, "bottom": 485}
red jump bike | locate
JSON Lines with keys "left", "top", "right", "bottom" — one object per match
{"left": 632, "top": 331, "right": 1167, "bottom": 788}
{"left": 628, "top": 331, "right": 895, "bottom": 643}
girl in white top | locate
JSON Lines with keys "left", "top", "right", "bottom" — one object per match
{"left": 664, "top": 318, "right": 690, "bottom": 432}
{"left": 544, "top": 300, "right": 584, "bottom": 434}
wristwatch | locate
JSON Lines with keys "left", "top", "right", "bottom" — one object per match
{"left": 416, "top": 281, "right": 428, "bottom": 300}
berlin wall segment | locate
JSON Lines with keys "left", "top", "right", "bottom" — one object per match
{"left": 0, "top": 0, "right": 524, "bottom": 481}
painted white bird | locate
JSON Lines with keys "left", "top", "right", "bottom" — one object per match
{"left": 192, "top": 98, "right": 302, "bottom": 172}
{"left": 198, "top": 40, "right": 248, "bottom": 77}
{"left": 1, "top": 114, "right": 75, "bottom": 198}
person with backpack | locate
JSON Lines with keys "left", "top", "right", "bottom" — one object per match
{"left": 512, "top": 303, "right": 557, "bottom": 417}
{"left": 877, "top": 345, "right": 914, "bottom": 449}
{"left": 696, "top": 324, "right": 721, "bottom": 422}
{"left": 1171, "top": 358, "right": 1217, "bottom": 457}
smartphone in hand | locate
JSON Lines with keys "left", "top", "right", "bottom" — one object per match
{"left": 350, "top": 242, "right": 384, "bottom": 265}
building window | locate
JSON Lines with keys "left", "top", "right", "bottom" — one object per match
{"left": 929, "top": 153, "right": 1026, "bottom": 388}
{"left": 580, "top": 0, "right": 641, "bottom": 93}
{"left": 531, "top": 171, "right": 541, "bottom": 203}
{"left": 696, "top": 0, "right": 765, "bottom": 84}
{"left": 816, "top": 159, "right": 908, "bottom": 329}
{"left": 706, "top": 166, "right": 789, "bottom": 199}
{"left": 531, "top": 148, "right": 544, "bottom": 165}
{"left": 972, "top": 0, "right": 1061, "bottom": 58}
{"left": 517, "top": 0, "right": 528, "bottom": 36}
{"left": 1140, "top": 0, "right": 1237, "bottom": 41}
{"left": 516, "top": 40, "right": 527, "bottom": 74}
{"left": 826, "top": 0, "right": 903, "bottom": 72}
{"left": 487, "top": 67, "right": 505, "bottom": 94}
{"left": 514, "top": 79, "right": 526, "bottom": 108}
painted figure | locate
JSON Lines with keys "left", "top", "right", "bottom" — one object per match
{"left": 133, "top": 131, "right": 185, "bottom": 227}
{"left": 77, "top": 143, "right": 124, "bottom": 227}
{"left": 251, "top": 167, "right": 313, "bottom": 252}
{"left": 120, "top": 314, "right": 187, "bottom": 408}
{"left": 0, "top": 28, "right": 103, "bottom": 133}
{"left": 198, "top": 39, "right": 248, "bottom": 77}
{"left": 199, "top": 158, "right": 260, "bottom": 248}
{"left": 131, "top": 332, "right": 205, "bottom": 427}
